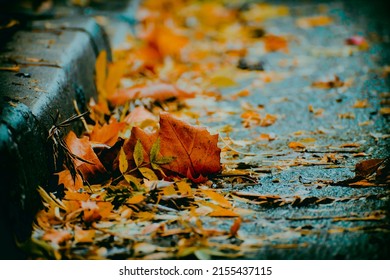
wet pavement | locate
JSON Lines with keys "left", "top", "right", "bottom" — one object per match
{"left": 172, "top": 0, "right": 390, "bottom": 259}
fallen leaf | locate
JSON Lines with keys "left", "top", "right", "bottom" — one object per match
{"left": 124, "top": 106, "right": 158, "bottom": 127}
{"left": 332, "top": 158, "right": 389, "bottom": 187}
{"left": 345, "top": 36, "right": 369, "bottom": 50}
{"left": 65, "top": 131, "right": 107, "bottom": 181}
{"left": 340, "top": 143, "right": 360, "bottom": 148}
{"left": 209, "top": 76, "right": 237, "bottom": 87}
{"left": 242, "top": 3, "right": 289, "bottom": 22}
{"left": 209, "top": 209, "right": 240, "bottom": 217}
{"left": 123, "top": 112, "right": 221, "bottom": 182}
{"left": 176, "top": 180, "right": 192, "bottom": 196}
{"left": 89, "top": 119, "right": 126, "bottom": 146}
{"left": 201, "top": 189, "right": 232, "bottom": 208}
{"left": 339, "top": 112, "right": 355, "bottom": 119}
{"left": 289, "top": 141, "right": 306, "bottom": 150}
{"left": 0, "top": 65, "right": 20, "bottom": 72}
{"left": 81, "top": 201, "right": 101, "bottom": 223}
{"left": 57, "top": 169, "right": 83, "bottom": 192}
{"left": 229, "top": 217, "right": 242, "bottom": 237}
{"left": 42, "top": 229, "right": 72, "bottom": 245}
{"left": 196, "top": 2, "right": 236, "bottom": 27}
{"left": 126, "top": 194, "right": 145, "bottom": 204}
{"left": 143, "top": 23, "right": 189, "bottom": 58}
{"left": 95, "top": 50, "right": 107, "bottom": 99}
{"left": 345, "top": 36, "right": 366, "bottom": 46}
{"left": 74, "top": 227, "right": 95, "bottom": 243}
{"left": 105, "top": 60, "right": 127, "bottom": 98}
{"left": 312, "top": 75, "right": 345, "bottom": 89}
{"left": 352, "top": 99, "right": 369, "bottom": 108}
{"left": 296, "top": 15, "right": 333, "bottom": 28}
{"left": 109, "top": 83, "right": 195, "bottom": 105}
{"left": 379, "top": 107, "right": 390, "bottom": 115}
{"left": 355, "top": 159, "right": 385, "bottom": 178}
{"left": 264, "top": 34, "right": 288, "bottom": 52}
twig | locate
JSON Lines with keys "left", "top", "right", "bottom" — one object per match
{"left": 73, "top": 100, "right": 90, "bottom": 133}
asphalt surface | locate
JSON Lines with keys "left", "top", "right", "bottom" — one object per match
{"left": 182, "top": 0, "right": 390, "bottom": 259}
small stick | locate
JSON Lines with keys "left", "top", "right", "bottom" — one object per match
{"left": 73, "top": 100, "right": 90, "bottom": 133}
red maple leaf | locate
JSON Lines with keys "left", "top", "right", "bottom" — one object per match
{"left": 123, "top": 112, "right": 221, "bottom": 182}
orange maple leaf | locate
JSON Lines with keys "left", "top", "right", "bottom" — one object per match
{"left": 123, "top": 112, "right": 221, "bottom": 182}
{"left": 142, "top": 23, "right": 189, "bottom": 58}
{"left": 65, "top": 131, "right": 107, "bottom": 180}
{"left": 57, "top": 169, "right": 83, "bottom": 192}
{"left": 89, "top": 118, "right": 126, "bottom": 147}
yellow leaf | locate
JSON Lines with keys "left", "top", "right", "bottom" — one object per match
{"left": 119, "top": 148, "right": 128, "bottom": 174}
{"left": 127, "top": 194, "right": 145, "bottom": 204}
{"left": 201, "top": 189, "right": 232, "bottom": 208}
{"left": 353, "top": 99, "right": 369, "bottom": 108}
{"left": 380, "top": 107, "right": 390, "bottom": 115}
{"left": 209, "top": 76, "right": 237, "bottom": 87}
{"left": 106, "top": 60, "right": 127, "bottom": 98}
{"left": 74, "top": 227, "right": 95, "bottom": 243}
{"left": 162, "top": 185, "right": 176, "bottom": 196}
{"left": 296, "top": 15, "right": 333, "bottom": 29}
{"left": 139, "top": 167, "right": 158, "bottom": 181}
{"left": 136, "top": 211, "right": 154, "bottom": 221}
{"left": 176, "top": 180, "right": 192, "bottom": 196}
{"left": 300, "top": 137, "right": 316, "bottom": 143}
{"left": 95, "top": 50, "right": 107, "bottom": 98}
{"left": 134, "top": 139, "right": 144, "bottom": 167}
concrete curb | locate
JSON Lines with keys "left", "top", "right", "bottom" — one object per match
{"left": 0, "top": 3, "right": 136, "bottom": 258}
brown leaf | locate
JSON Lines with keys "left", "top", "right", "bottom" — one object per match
{"left": 355, "top": 158, "right": 385, "bottom": 178}
{"left": 332, "top": 158, "right": 389, "bottom": 187}
{"left": 340, "top": 143, "right": 360, "bottom": 148}
{"left": 312, "top": 75, "right": 345, "bottom": 89}
{"left": 123, "top": 112, "right": 221, "bottom": 182}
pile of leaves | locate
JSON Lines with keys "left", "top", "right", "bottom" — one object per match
{"left": 28, "top": 0, "right": 389, "bottom": 259}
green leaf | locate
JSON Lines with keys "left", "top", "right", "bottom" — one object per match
{"left": 154, "top": 156, "right": 176, "bottom": 165}
{"left": 119, "top": 148, "right": 128, "bottom": 174}
{"left": 134, "top": 139, "right": 144, "bottom": 167}
{"left": 139, "top": 167, "right": 158, "bottom": 181}
{"left": 150, "top": 138, "right": 160, "bottom": 163}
